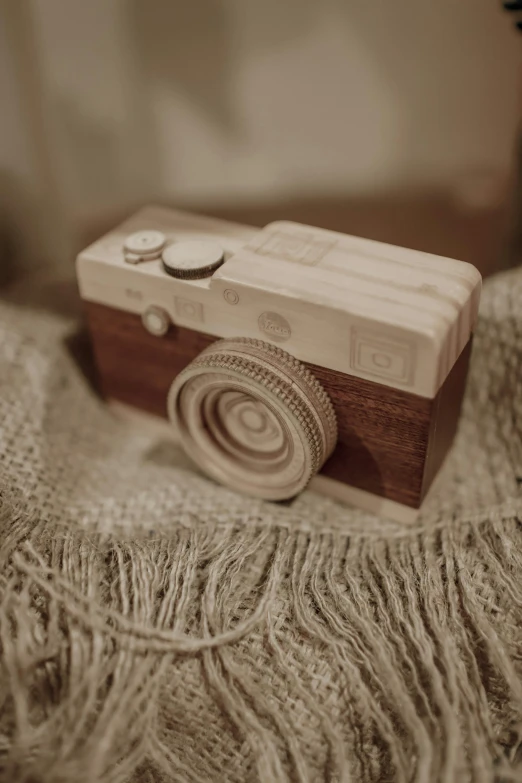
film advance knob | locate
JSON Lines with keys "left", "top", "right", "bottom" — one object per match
{"left": 162, "top": 240, "right": 225, "bottom": 279}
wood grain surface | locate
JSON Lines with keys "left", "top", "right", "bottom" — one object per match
{"left": 85, "top": 301, "right": 471, "bottom": 508}
{"left": 77, "top": 205, "right": 481, "bottom": 399}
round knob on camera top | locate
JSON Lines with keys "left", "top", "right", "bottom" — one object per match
{"left": 123, "top": 230, "right": 166, "bottom": 264}
{"left": 161, "top": 240, "right": 225, "bottom": 279}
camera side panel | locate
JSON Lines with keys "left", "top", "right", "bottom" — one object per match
{"left": 311, "top": 339, "right": 471, "bottom": 508}
{"left": 421, "top": 337, "right": 473, "bottom": 499}
{"left": 310, "top": 362, "right": 433, "bottom": 508}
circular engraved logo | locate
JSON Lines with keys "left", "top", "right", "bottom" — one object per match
{"left": 258, "top": 311, "right": 291, "bottom": 342}
{"left": 223, "top": 288, "right": 239, "bottom": 305}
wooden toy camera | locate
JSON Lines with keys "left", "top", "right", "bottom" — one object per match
{"left": 77, "top": 206, "right": 481, "bottom": 522}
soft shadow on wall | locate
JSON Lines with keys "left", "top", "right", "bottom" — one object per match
{"left": 120, "top": 0, "right": 518, "bottom": 276}
{"left": 127, "top": 0, "right": 338, "bottom": 133}
{"left": 128, "top": 0, "right": 242, "bottom": 133}
{"left": 1, "top": 0, "right": 520, "bottom": 292}
{"left": 126, "top": 0, "right": 405, "bottom": 199}
{"left": 125, "top": 0, "right": 519, "bottom": 196}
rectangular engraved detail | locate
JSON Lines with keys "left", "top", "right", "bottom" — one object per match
{"left": 248, "top": 231, "right": 335, "bottom": 266}
{"left": 350, "top": 328, "right": 415, "bottom": 385}
{"left": 125, "top": 288, "right": 143, "bottom": 301}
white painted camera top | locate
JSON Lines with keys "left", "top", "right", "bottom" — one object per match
{"left": 77, "top": 204, "right": 481, "bottom": 398}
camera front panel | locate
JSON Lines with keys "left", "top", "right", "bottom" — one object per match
{"left": 84, "top": 300, "right": 471, "bottom": 509}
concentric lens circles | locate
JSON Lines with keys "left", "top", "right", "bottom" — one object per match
{"left": 167, "top": 338, "right": 338, "bottom": 501}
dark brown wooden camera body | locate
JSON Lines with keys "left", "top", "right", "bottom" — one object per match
{"left": 84, "top": 301, "right": 472, "bottom": 509}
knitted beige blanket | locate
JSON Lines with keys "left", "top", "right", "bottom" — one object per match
{"left": 1, "top": 267, "right": 522, "bottom": 783}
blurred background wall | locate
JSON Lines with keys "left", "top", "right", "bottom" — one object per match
{"left": 1, "top": 0, "right": 521, "bottom": 283}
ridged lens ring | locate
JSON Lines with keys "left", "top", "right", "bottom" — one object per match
{"left": 167, "top": 338, "right": 337, "bottom": 501}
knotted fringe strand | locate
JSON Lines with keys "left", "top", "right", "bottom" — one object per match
{"left": 1, "top": 498, "right": 522, "bottom": 783}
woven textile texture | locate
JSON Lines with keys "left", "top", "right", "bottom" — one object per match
{"left": 1, "top": 267, "right": 522, "bottom": 783}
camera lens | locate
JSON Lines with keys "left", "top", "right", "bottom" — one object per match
{"left": 167, "top": 338, "right": 337, "bottom": 501}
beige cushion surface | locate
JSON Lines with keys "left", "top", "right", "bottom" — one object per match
{"left": 0, "top": 267, "right": 521, "bottom": 783}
